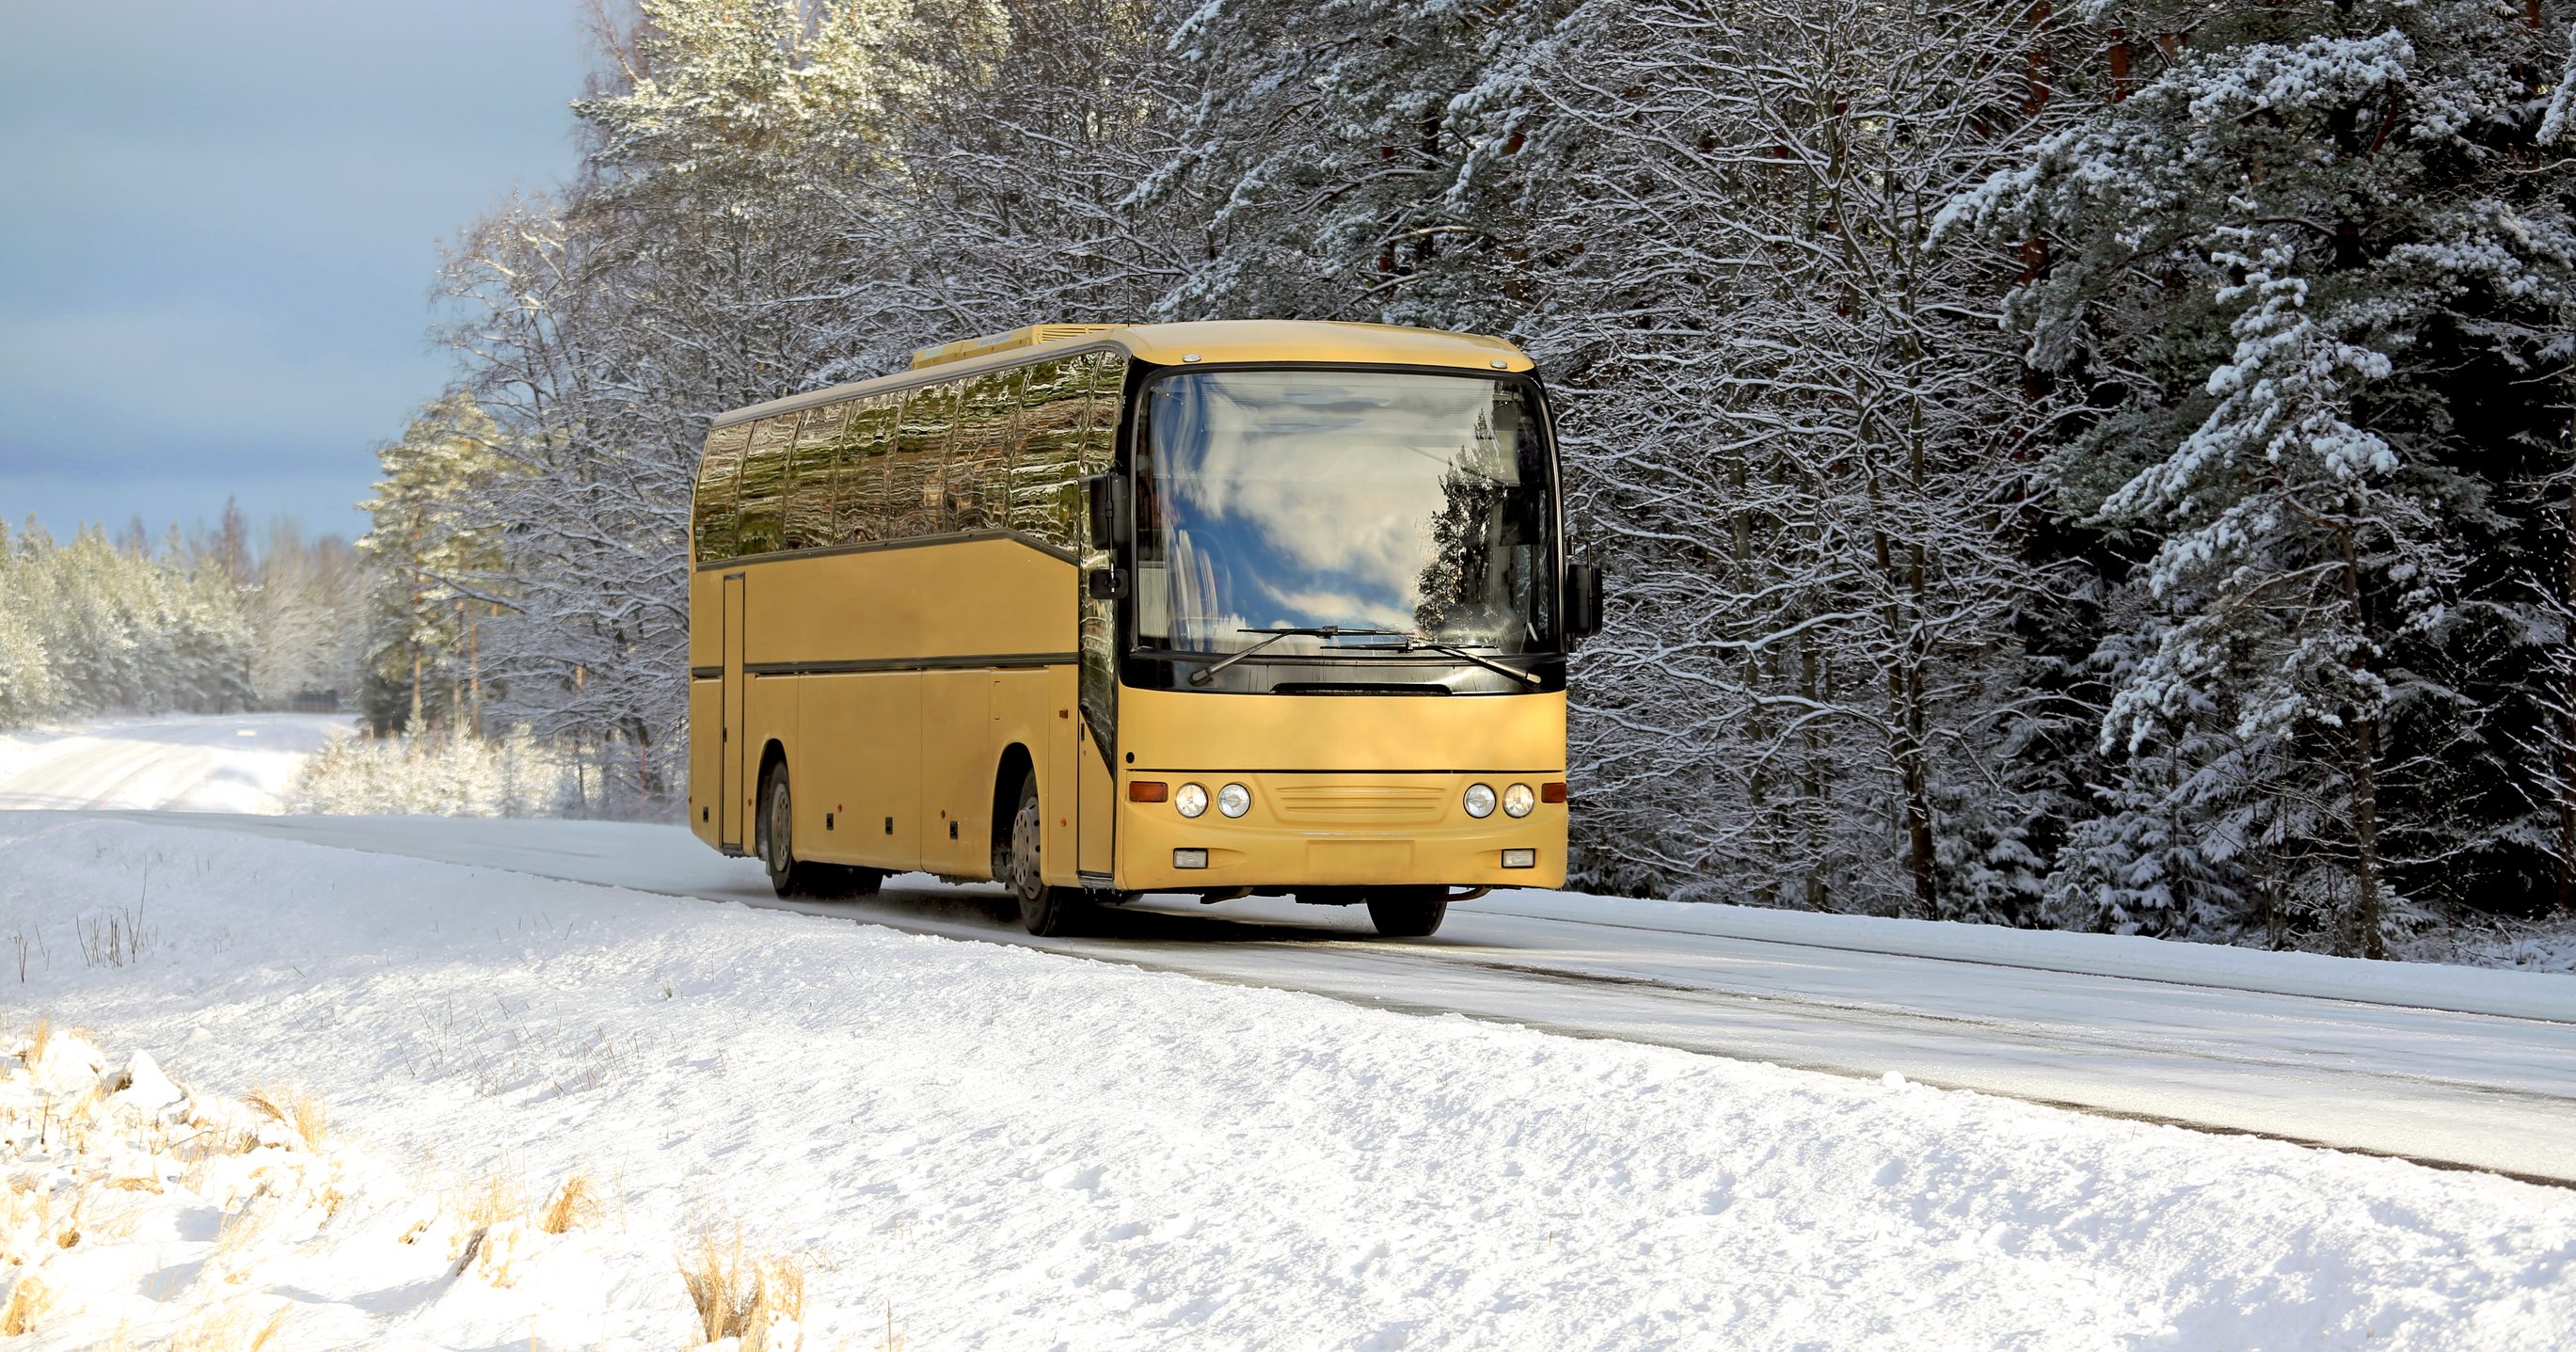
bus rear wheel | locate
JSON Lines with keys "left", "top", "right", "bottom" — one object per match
{"left": 1008, "top": 777, "right": 1085, "bottom": 936}
{"left": 760, "top": 764, "right": 881, "bottom": 899}
{"left": 1365, "top": 888, "right": 1449, "bottom": 938}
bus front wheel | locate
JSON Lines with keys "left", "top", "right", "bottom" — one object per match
{"left": 1365, "top": 888, "right": 1448, "bottom": 938}
{"left": 1008, "top": 777, "right": 1086, "bottom": 936}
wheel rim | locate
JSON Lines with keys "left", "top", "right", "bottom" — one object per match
{"left": 1011, "top": 796, "right": 1042, "bottom": 901}
{"left": 769, "top": 781, "right": 789, "bottom": 876}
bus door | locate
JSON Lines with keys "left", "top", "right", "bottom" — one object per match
{"left": 720, "top": 571, "right": 747, "bottom": 851}
{"left": 1076, "top": 481, "right": 1118, "bottom": 886}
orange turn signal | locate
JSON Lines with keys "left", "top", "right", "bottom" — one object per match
{"left": 1128, "top": 780, "right": 1169, "bottom": 803}
{"left": 1541, "top": 781, "right": 1568, "bottom": 803}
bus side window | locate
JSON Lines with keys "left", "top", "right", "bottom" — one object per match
{"left": 693, "top": 422, "right": 753, "bottom": 565}
{"left": 1011, "top": 356, "right": 1089, "bottom": 549}
{"left": 882, "top": 382, "right": 957, "bottom": 541}
{"left": 783, "top": 401, "right": 850, "bottom": 552}
{"left": 829, "top": 391, "right": 899, "bottom": 547}
{"left": 1073, "top": 349, "right": 1128, "bottom": 477}
{"left": 947, "top": 366, "right": 1023, "bottom": 533}
{"left": 735, "top": 415, "right": 797, "bottom": 558}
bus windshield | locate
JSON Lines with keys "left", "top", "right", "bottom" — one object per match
{"left": 1134, "top": 369, "right": 1556, "bottom": 659}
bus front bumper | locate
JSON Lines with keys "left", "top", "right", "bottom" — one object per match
{"left": 1115, "top": 771, "right": 1567, "bottom": 892}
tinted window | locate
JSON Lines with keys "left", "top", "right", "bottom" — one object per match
{"left": 693, "top": 422, "right": 751, "bottom": 563}
{"left": 946, "top": 367, "right": 1023, "bottom": 532}
{"left": 828, "top": 392, "right": 899, "bottom": 547}
{"left": 1011, "top": 356, "right": 1103, "bottom": 548}
{"left": 734, "top": 416, "right": 797, "bottom": 557}
{"left": 882, "top": 382, "right": 956, "bottom": 541}
{"left": 706, "top": 350, "right": 1127, "bottom": 561}
{"left": 783, "top": 402, "right": 849, "bottom": 552}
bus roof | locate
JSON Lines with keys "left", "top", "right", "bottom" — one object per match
{"left": 708, "top": 320, "right": 1535, "bottom": 430}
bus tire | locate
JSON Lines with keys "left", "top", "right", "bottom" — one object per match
{"left": 1008, "top": 776, "right": 1084, "bottom": 936}
{"left": 1365, "top": 888, "right": 1448, "bottom": 938}
{"left": 759, "top": 763, "right": 849, "bottom": 899}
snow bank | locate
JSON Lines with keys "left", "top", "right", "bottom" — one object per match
{"left": 1475, "top": 888, "right": 2576, "bottom": 1022}
{"left": 0, "top": 817, "right": 2570, "bottom": 1349}
{"left": 2397, "top": 914, "right": 2576, "bottom": 977}
{"left": 282, "top": 727, "right": 578, "bottom": 818}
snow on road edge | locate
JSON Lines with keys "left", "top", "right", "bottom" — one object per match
{"left": 1, "top": 816, "right": 2571, "bottom": 1350}
{"left": 1472, "top": 888, "right": 2576, "bottom": 1020}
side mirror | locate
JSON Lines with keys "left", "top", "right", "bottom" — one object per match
{"left": 1084, "top": 471, "right": 1131, "bottom": 551}
{"left": 1565, "top": 562, "right": 1603, "bottom": 644}
{"left": 1086, "top": 567, "right": 1129, "bottom": 601}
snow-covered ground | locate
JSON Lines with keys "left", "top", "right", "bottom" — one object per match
{"left": 0, "top": 1024, "right": 699, "bottom": 1348}
{"left": 0, "top": 715, "right": 350, "bottom": 814}
{"left": 6, "top": 716, "right": 2575, "bottom": 1180}
{"left": 40, "top": 808, "right": 2576, "bottom": 1185}
{"left": 1, "top": 815, "right": 2571, "bottom": 1349}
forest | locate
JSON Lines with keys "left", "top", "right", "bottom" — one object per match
{"left": 0, "top": 507, "right": 364, "bottom": 730}
{"left": 342, "top": 0, "right": 2576, "bottom": 954}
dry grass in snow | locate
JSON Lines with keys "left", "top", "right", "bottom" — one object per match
{"left": 679, "top": 1224, "right": 809, "bottom": 1352}
{"left": 0, "top": 1019, "right": 823, "bottom": 1349}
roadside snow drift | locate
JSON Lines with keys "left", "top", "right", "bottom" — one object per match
{"left": 0, "top": 816, "right": 2570, "bottom": 1349}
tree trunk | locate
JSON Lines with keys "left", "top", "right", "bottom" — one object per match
{"left": 2352, "top": 714, "right": 2386, "bottom": 958}
{"left": 2561, "top": 474, "right": 2576, "bottom": 915}
{"left": 2339, "top": 529, "right": 2386, "bottom": 959}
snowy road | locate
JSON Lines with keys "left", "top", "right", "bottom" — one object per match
{"left": 44, "top": 807, "right": 2576, "bottom": 1185}
{"left": 0, "top": 713, "right": 350, "bottom": 813}
{"left": 2, "top": 813, "right": 2570, "bottom": 1349}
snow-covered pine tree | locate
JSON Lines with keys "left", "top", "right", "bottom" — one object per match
{"left": 358, "top": 392, "right": 506, "bottom": 736}
{"left": 1948, "top": 0, "right": 2576, "bottom": 951}
{"left": 0, "top": 517, "right": 254, "bottom": 726}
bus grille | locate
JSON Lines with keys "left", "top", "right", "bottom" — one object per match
{"left": 1268, "top": 784, "right": 1446, "bottom": 823}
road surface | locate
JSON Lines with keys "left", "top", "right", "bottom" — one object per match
{"left": 33, "top": 806, "right": 2576, "bottom": 1185}
{"left": 0, "top": 713, "right": 349, "bottom": 813}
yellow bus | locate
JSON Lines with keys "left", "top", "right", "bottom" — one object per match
{"left": 685, "top": 320, "right": 1598, "bottom": 937}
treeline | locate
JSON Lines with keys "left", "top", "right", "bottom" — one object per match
{"left": 0, "top": 507, "right": 366, "bottom": 730}
{"left": 405, "top": 0, "right": 2576, "bottom": 953}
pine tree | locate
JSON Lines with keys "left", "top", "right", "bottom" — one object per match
{"left": 1950, "top": 0, "right": 2576, "bottom": 952}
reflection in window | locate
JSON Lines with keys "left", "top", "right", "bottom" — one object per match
{"left": 734, "top": 416, "right": 797, "bottom": 558}
{"left": 947, "top": 367, "right": 1023, "bottom": 532}
{"left": 702, "top": 349, "right": 1126, "bottom": 561}
{"left": 782, "top": 402, "right": 849, "bottom": 552}
{"left": 1074, "top": 350, "right": 1127, "bottom": 756}
{"left": 693, "top": 422, "right": 752, "bottom": 563}
{"left": 883, "top": 383, "right": 955, "bottom": 541}
{"left": 828, "top": 392, "right": 900, "bottom": 546}
{"left": 1134, "top": 371, "right": 1551, "bottom": 656}
{"left": 1011, "top": 357, "right": 1092, "bottom": 548}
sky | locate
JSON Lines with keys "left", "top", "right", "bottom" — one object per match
{"left": 0, "top": 0, "right": 592, "bottom": 546}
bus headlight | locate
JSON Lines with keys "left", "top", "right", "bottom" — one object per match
{"left": 1503, "top": 783, "right": 1535, "bottom": 818}
{"left": 1216, "top": 783, "right": 1251, "bottom": 818}
{"left": 1463, "top": 783, "right": 1497, "bottom": 819}
{"left": 1175, "top": 783, "right": 1209, "bottom": 818}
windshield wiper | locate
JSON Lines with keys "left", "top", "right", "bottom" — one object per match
{"left": 1189, "top": 627, "right": 1402, "bottom": 686}
{"left": 1395, "top": 635, "right": 1545, "bottom": 688}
